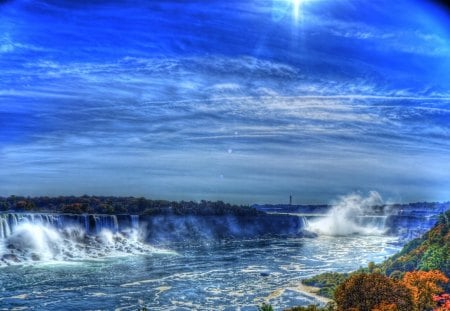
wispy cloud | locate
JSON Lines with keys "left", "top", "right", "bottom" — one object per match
{"left": 1, "top": 0, "right": 450, "bottom": 203}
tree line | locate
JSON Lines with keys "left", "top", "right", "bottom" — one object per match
{"left": 0, "top": 195, "right": 260, "bottom": 216}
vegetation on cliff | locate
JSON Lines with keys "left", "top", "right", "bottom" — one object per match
{"left": 302, "top": 273, "right": 349, "bottom": 299}
{"left": 335, "top": 270, "right": 448, "bottom": 311}
{"left": 302, "top": 209, "right": 450, "bottom": 300}
{"left": 278, "top": 210, "right": 450, "bottom": 311}
{"left": 380, "top": 210, "right": 449, "bottom": 285}
{"left": 334, "top": 273, "right": 414, "bottom": 311}
{"left": 264, "top": 270, "right": 448, "bottom": 311}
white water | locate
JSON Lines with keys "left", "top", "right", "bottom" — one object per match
{"left": 0, "top": 214, "right": 170, "bottom": 265}
{"left": 307, "top": 191, "right": 387, "bottom": 236}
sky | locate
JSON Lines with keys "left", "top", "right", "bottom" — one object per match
{"left": 0, "top": 0, "right": 450, "bottom": 204}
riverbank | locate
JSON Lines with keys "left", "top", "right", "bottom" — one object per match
{"left": 263, "top": 281, "right": 332, "bottom": 306}
{"left": 295, "top": 282, "right": 332, "bottom": 304}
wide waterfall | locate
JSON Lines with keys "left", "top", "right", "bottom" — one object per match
{"left": 0, "top": 213, "right": 126, "bottom": 238}
{"left": 0, "top": 208, "right": 439, "bottom": 267}
{"left": 0, "top": 213, "right": 165, "bottom": 266}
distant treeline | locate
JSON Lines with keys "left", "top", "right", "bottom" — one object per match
{"left": 0, "top": 195, "right": 260, "bottom": 216}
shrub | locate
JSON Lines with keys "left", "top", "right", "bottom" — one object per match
{"left": 284, "top": 302, "right": 336, "bottom": 311}
{"left": 258, "top": 303, "right": 274, "bottom": 311}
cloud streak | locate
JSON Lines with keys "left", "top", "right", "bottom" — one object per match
{"left": 0, "top": 0, "right": 450, "bottom": 203}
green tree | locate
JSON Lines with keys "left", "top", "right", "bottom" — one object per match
{"left": 368, "top": 261, "right": 375, "bottom": 273}
{"left": 285, "top": 302, "right": 336, "bottom": 311}
{"left": 258, "top": 303, "right": 274, "bottom": 311}
{"left": 418, "top": 245, "right": 448, "bottom": 271}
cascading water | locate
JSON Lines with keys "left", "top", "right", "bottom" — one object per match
{"left": 0, "top": 213, "right": 165, "bottom": 266}
{"left": 131, "top": 215, "right": 139, "bottom": 230}
{"left": 0, "top": 216, "right": 11, "bottom": 238}
{"left": 93, "top": 214, "right": 119, "bottom": 234}
{"left": 300, "top": 216, "right": 308, "bottom": 229}
{"left": 307, "top": 191, "right": 388, "bottom": 236}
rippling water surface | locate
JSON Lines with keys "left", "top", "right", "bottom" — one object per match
{"left": 0, "top": 235, "right": 400, "bottom": 311}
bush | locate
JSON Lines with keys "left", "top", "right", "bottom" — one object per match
{"left": 302, "top": 272, "right": 348, "bottom": 299}
{"left": 258, "top": 303, "right": 274, "bottom": 311}
{"left": 284, "top": 302, "right": 336, "bottom": 311}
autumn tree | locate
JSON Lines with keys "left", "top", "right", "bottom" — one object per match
{"left": 433, "top": 293, "right": 450, "bottom": 311}
{"left": 334, "top": 273, "right": 413, "bottom": 311}
{"left": 400, "top": 270, "right": 449, "bottom": 311}
{"left": 371, "top": 302, "right": 400, "bottom": 311}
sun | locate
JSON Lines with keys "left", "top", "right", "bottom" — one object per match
{"left": 292, "top": 0, "right": 307, "bottom": 21}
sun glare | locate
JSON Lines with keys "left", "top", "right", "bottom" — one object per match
{"left": 291, "top": 0, "right": 309, "bottom": 22}
{"left": 293, "top": 0, "right": 301, "bottom": 20}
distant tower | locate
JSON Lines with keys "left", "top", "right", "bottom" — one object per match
{"left": 289, "top": 194, "right": 292, "bottom": 206}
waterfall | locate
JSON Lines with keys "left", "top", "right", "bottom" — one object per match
{"left": 131, "top": 215, "right": 139, "bottom": 230}
{"left": 299, "top": 216, "right": 309, "bottom": 231}
{"left": 0, "top": 213, "right": 160, "bottom": 266}
{"left": 83, "top": 215, "right": 89, "bottom": 233}
{"left": 93, "top": 215, "right": 119, "bottom": 234}
{"left": 292, "top": 215, "right": 315, "bottom": 236}
{"left": 0, "top": 213, "right": 124, "bottom": 238}
{"left": 307, "top": 192, "right": 388, "bottom": 236}
{"left": 0, "top": 215, "right": 11, "bottom": 238}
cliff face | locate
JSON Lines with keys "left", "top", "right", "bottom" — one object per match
{"left": 140, "top": 214, "right": 310, "bottom": 242}
{"left": 384, "top": 214, "right": 442, "bottom": 240}
{"left": 140, "top": 213, "right": 446, "bottom": 243}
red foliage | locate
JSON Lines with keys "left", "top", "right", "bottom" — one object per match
{"left": 434, "top": 293, "right": 450, "bottom": 311}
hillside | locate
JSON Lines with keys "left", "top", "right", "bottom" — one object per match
{"left": 381, "top": 209, "right": 449, "bottom": 287}
{"left": 303, "top": 209, "right": 450, "bottom": 298}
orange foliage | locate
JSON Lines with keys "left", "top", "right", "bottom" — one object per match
{"left": 372, "top": 302, "right": 399, "bottom": 311}
{"left": 401, "top": 270, "right": 449, "bottom": 311}
{"left": 433, "top": 293, "right": 450, "bottom": 311}
{"left": 334, "top": 273, "right": 413, "bottom": 311}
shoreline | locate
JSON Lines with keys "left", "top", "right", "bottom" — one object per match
{"left": 294, "top": 282, "right": 332, "bottom": 304}
{"left": 264, "top": 281, "right": 332, "bottom": 306}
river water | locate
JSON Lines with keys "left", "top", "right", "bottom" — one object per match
{"left": 0, "top": 233, "right": 400, "bottom": 310}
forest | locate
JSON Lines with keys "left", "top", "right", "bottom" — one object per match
{"left": 0, "top": 195, "right": 258, "bottom": 216}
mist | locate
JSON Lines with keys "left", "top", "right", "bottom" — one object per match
{"left": 307, "top": 191, "right": 387, "bottom": 236}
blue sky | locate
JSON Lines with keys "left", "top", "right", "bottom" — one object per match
{"left": 1, "top": 0, "right": 450, "bottom": 204}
